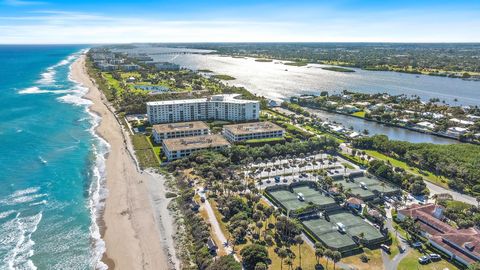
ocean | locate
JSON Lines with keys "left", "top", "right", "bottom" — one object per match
{"left": 0, "top": 45, "right": 107, "bottom": 269}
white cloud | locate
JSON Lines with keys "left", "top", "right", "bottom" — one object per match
{"left": 0, "top": 9, "right": 479, "bottom": 43}
{"left": 3, "top": 0, "right": 45, "bottom": 6}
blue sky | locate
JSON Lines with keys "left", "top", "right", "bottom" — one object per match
{"left": 1, "top": 0, "right": 479, "bottom": 44}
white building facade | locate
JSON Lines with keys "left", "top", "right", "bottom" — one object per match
{"left": 147, "top": 94, "right": 260, "bottom": 124}
{"left": 222, "top": 121, "right": 284, "bottom": 142}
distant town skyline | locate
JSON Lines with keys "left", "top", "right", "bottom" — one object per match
{"left": 1, "top": 0, "right": 480, "bottom": 44}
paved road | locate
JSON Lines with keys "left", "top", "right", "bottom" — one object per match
{"left": 424, "top": 181, "right": 477, "bottom": 206}
{"left": 382, "top": 207, "right": 411, "bottom": 270}
{"left": 198, "top": 190, "right": 240, "bottom": 262}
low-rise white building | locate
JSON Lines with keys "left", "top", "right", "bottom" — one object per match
{"left": 162, "top": 134, "right": 230, "bottom": 160}
{"left": 447, "top": 127, "right": 468, "bottom": 138}
{"left": 147, "top": 94, "right": 260, "bottom": 124}
{"left": 222, "top": 121, "right": 284, "bottom": 142}
{"left": 450, "top": 118, "right": 474, "bottom": 127}
{"left": 152, "top": 121, "right": 210, "bottom": 143}
{"left": 416, "top": 121, "right": 436, "bottom": 130}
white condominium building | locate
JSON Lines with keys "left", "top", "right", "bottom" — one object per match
{"left": 152, "top": 121, "right": 210, "bottom": 143}
{"left": 147, "top": 94, "right": 259, "bottom": 124}
{"left": 223, "top": 121, "right": 285, "bottom": 142}
{"left": 162, "top": 134, "right": 230, "bottom": 160}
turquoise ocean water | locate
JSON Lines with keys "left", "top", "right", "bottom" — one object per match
{"left": 0, "top": 45, "right": 108, "bottom": 269}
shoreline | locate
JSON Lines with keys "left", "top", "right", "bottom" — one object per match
{"left": 71, "top": 55, "right": 178, "bottom": 270}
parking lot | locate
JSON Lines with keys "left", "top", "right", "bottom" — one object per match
{"left": 253, "top": 154, "right": 364, "bottom": 189}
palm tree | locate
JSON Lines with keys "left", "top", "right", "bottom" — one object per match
{"left": 324, "top": 249, "right": 333, "bottom": 269}
{"left": 294, "top": 235, "right": 304, "bottom": 268}
{"left": 285, "top": 257, "right": 293, "bottom": 270}
{"left": 315, "top": 247, "right": 324, "bottom": 265}
{"left": 278, "top": 248, "right": 288, "bottom": 270}
{"left": 332, "top": 251, "right": 342, "bottom": 270}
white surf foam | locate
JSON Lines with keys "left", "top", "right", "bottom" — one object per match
{"left": 0, "top": 210, "right": 15, "bottom": 220}
{"left": 0, "top": 188, "right": 46, "bottom": 206}
{"left": 1, "top": 212, "right": 42, "bottom": 270}
{"left": 66, "top": 51, "right": 110, "bottom": 269}
{"left": 11, "top": 187, "right": 40, "bottom": 198}
{"left": 18, "top": 86, "right": 72, "bottom": 95}
{"left": 37, "top": 68, "right": 56, "bottom": 84}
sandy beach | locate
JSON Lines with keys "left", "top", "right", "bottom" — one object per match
{"left": 71, "top": 55, "right": 178, "bottom": 270}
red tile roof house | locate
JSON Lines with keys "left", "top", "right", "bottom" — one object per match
{"left": 398, "top": 203, "right": 480, "bottom": 267}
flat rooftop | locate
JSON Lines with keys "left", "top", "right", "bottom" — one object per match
{"left": 162, "top": 134, "right": 230, "bottom": 152}
{"left": 147, "top": 94, "right": 257, "bottom": 106}
{"left": 153, "top": 121, "right": 209, "bottom": 134}
{"left": 223, "top": 121, "right": 284, "bottom": 135}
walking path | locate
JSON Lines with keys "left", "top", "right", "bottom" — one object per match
{"left": 198, "top": 189, "right": 240, "bottom": 262}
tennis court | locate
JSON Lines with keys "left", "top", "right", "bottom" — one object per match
{"left": 334, "top": 176, "right": 399, "bottom": 199}
{"left": 292, "top": 186, "right": 336, "bottom": 208}
{"left": 355, "top": 176, "right": 399, "bottom": 194}
{"left": 329, "top": 211, "right": 384, "bottom": 243}
{"left": 268, "top": 189, "right": 307, "bottom": 211}
{"left": 302, "top": 218, "right": 356, "bottom": 250}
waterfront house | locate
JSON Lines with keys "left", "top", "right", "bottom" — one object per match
{"left": 415, "top": 121, "right": 436, "bottom": 131}
{"left": 338, "top": 105, "right": 360, "bottom": 114}
{"left": 446, "top": 127, "right": 468, "bottom": 138}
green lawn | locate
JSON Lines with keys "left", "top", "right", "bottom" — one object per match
{"left": 255, "top": 59, "right": 273, "bottom": 62}
{"left": 131, "top": 134, "right": 160, "bottom": 169}
{"left": 102, "top": 72, "right": 124, "bottom": 96}
{"left": 211, "top": 74, "right": 236, "bottom": 80}
{"left": 321, "top": 67, "right": 355, "bottom": 72}
{"left": 244, "top": 137, "right": 285, "bottom": 144}
{"left": 365, "top": 150, "right": 449, "bottom": 188}
{"left": 351, "top": 111, "right": 366, "bottom": 118}
{"left": 398, "top": 248, "right": 459, "bottom": 270}
{"left": 284, "top": 61, "right": 309, "bottom": 67}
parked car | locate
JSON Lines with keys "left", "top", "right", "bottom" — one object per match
{"left": 380, "top": 244, "right": 390, "bottom": 253}
{"left": 200, "top": 197, "right": 206, "bottom": 203}
{"left": 300, "top": 173, "right": 308, "bottom": 178}
{"left": 274, "top": 176, "right": 281, "bottom": 183}
{"left": 418, "top": 255, "right": 431, "bottom": 264}
{"left": 429, "top": 253, "right": 441, "bottom": 261}
{"left": 412, "top": 242, "right": 422, "bottom": 249}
